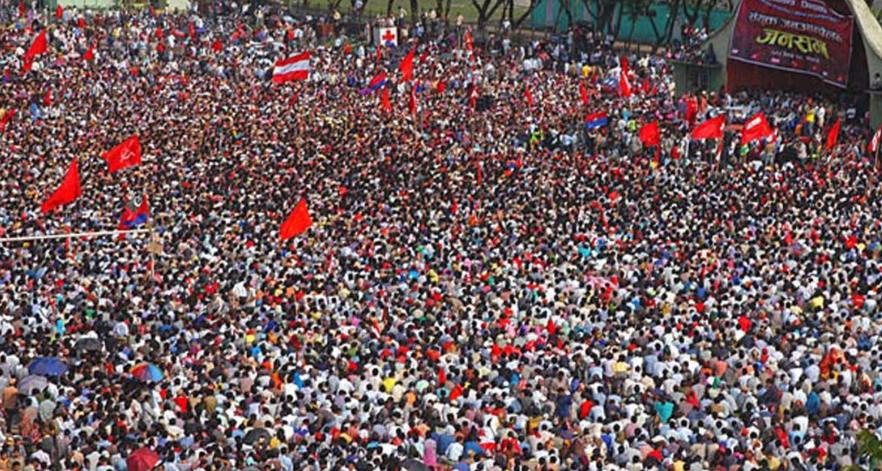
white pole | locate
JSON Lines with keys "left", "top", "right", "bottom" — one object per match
{"left": 0, "top": 228, "right": 152, "bottom": 243}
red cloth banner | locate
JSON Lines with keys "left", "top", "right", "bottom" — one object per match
{"left": 728, "top": 0, "right": 853, "bottom": 87}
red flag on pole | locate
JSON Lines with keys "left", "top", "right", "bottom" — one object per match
{"left": 639, "top": 121, "right": 661, "bottom": 147}
{"left": 825, "top": 117, "right": 841, "bottom": 151}
{"left": 22, "top": 30, "right": 48, "bottom": 73}
{"left": 579, "top": 81, "right": 589, "bottom": 105}
{"left": 740, "top": 112, "right": 774, "bottom": 145}
{"left": 469, "top": 85, "right": 479, "bottom": 109}
{"left": 409, "top": 82, "right": 418, "bottom": 115}
{"left": 41, "top": 158, "right": 81, "bottom": 214}
{"left": 619, "top": 72, "right": 631, "bottom": 98}
{"left": 525, "top": 84, "right": 534, "bottom": 106}
{"left": 870, "top": 126, "right": 882, "bottom": 154}
{"left": 692, "top": 115, "right": 726, "bottom": 140}
{"left": 103, "top": 136, "right": 142, "bottom": 174}
{"left": 280, "top": 198, "right": 313, "bottom": 241}
{"left": 381, "top": 87, "right": 392, "bottom": 113}
{"left": 399, "top": 47, "right": 415, "bottom": 81}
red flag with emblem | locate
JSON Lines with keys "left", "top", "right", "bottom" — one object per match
{"left": 103, "top": 136, "right": 142, "bottom": 174}
{"left": 740, "top": 112, "right": 774, "bottom": 145}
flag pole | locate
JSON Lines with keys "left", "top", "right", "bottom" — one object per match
{"left": 150, "top": 226, "right": 156, "bottom": 283}
{"left": 0, "top": 228, "right": 151, "bottom": 243}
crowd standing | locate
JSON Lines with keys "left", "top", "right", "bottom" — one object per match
{"left": 0, "top": 1, "right": 876, "bottom": 471}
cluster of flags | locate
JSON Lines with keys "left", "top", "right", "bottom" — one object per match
{"left": 41, "top": 136, "right": 149, "bottom": 235}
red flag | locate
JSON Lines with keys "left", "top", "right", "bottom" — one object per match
{"left": 344, "top": 43, "right": 351, "bottom": 54}
{"left": 189, "top": 22, "right": 196, "bottom": 39}
{"left": 280, "top": 198, "right": 313, "bottom": 241}
{"left": 41, "top": 158, "right": 81, "bottom": 214}
{"left": 55, "top": 5, "right": 63, "bottom": 19}
{"left": 870, "top": 126, "right": 882, "bottom": 154}
{"left": 409, "top": 82, "right": 418, "bottom": 115}
{"left": 419, "top": 50, "right": 429, "bottom": 63}
{"left": 18, "top": 2, "right": 24, "bottom": 17}
{"left": 579, "top": 81, "right": 589, "bottom": 105}
{"left": 103, "top": 136, "right": 142, "bottom": 174}
{"left": 155, "top": 28, "right": 163, "bottom": 39}
{"left": 449, "top": 383, "right": 463, "bottom": 401}
{"left": 469, "top": 85, "right": 479, "bottom": 109}
{"left": 825, "top": 117, "right": 841, "bottom": 151}
{"left": 0, "top": 109, "right": 15, "bottom": 132}
{"left": 22, "top": 30, "right": 48, "bottom": 73}
{"left": 436, "top": 80, "right": 446, "bottom": 94}
{"left": 400, "top": 47, "right": 415, "bottom": 81}
{"left": 43, "top": 89, "right": 51, "bottom": 107}
{"left": 83, "top": 44, "right": 95, "bottom": 61}
{"left": 619, "top": 72, "right": 631, "bottom": 98}
{"left": 381, "top": 87, "right": 392, "bottom": 113}
{"left": 525, "top": 84, "right": 534, "bottom": 106}
{"left": 547, "top": 318, "right": 556, "bottom": 335}
{"left": 211, "top": 39, "right": 222, "bottom": 52}
{"left": 620, "top": 57, "right": 629, "bottom": 79}
{"left": 639, "top": 121, "right": 661, "bottom": 147}
{"left": 642, "top": 78, "right": 650, "bottom": 94}
{"left": 439, "top": 368, "right": 446, "bottom": 385}
{"left": 740, "top": 112, "right": 774, "bottom": 145}
{"left": 692, "top": 115, "right": 726, "bottom": 140}
{"left": 376, "top": 46, "right": 381, "bottom": 64}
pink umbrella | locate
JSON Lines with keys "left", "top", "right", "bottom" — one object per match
{"left": 126, "top": 448, "right": 160, "bottom": 471}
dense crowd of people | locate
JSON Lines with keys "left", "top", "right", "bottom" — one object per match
{"left": 0, "top": 1, "right": 877, "bottom": 471}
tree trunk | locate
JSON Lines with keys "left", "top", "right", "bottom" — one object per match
{"left": 612, "top": 2, "right": 623, "bottom": 39}
{"left": 646, "top": 10, "right": 663, "bottom": 51}
{"left": 386, "top": 0, "right": 394, "bottom": 16}
{"left": 513, "top": 0, "right": 541, "bottom": 29}
{"left": 410, "top": 0, "right": 419, "bottom": 24}
{"left": 663, "top": 0, "right": 680, "bottom": 44}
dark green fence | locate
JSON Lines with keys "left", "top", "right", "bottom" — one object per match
{"left": 530, "top": 0, "right": 732, "bottom": 43}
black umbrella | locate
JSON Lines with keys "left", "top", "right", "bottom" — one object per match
{"left": 402, "top": 459, "right": 430, "bottom": 471}
{"left": 75, "top": 337, "right": 103, "bottom": 352}
{"left": 243, "top": 428, "right": 271, "bottom": 445}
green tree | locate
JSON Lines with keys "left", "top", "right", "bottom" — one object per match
{"left": 847, "top": 429, "right": 882, "bottom": 471}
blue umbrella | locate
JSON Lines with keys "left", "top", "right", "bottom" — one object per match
{"left": 28, "top": 358, "right": 68, "bottom": 377}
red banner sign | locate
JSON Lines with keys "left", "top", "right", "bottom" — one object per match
{"left": 729, "top": 0, "right": 854, "bottom": 87}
